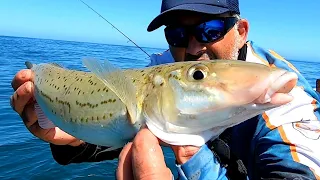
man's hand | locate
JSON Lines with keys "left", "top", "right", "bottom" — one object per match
{"left": 116, "top": 127, "right": 201, "bottom": 180}
{"left": 10, "top": 69, "right": 82, "bottom": 146}
{"left": 117, "top": 127, "right": 173, "bottom": 180}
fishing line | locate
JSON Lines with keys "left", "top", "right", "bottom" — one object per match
{"left": 78, "top": 0, "right": 151, "bottom": 58}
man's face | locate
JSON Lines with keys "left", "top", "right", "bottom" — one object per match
{"left": 164, "top": 12, "right": 249, "bottom": 62}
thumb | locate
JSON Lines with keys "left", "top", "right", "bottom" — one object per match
{"left": 131, "top": 128, "right": 172, "bottom": 180}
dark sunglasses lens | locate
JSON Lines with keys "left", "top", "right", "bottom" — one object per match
{"left": 195, "top": 20, "right": 225, "bottom": 43}
{"left": 165, "top": 27, "right": 189, "bottom": 47}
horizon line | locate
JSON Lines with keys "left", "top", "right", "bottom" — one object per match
{"left": 0, "top": 34, "right": 167, "bottom": 51}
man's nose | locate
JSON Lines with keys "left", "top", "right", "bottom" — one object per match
{"left": 186, "top": 36, "right": 206, "bottom": 55}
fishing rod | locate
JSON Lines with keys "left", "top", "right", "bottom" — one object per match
{"left": 78, "top": 0, "right": 151, "bottom": 58}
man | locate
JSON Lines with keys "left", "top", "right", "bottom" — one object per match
{"left": 10, "top": 0, "right": 320, "bottom": 179}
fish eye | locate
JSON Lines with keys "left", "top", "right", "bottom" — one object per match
{"left": 193, "top": 70, "right": 205, "bottom": 80}
{"left": 187, "top": 64, "right": 208, "bottom": 81}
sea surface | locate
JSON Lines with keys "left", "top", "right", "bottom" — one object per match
{"left": 0, "top": 36, "right": 318, "bottom": 179}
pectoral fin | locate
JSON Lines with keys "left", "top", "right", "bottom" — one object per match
{"left": 82, "top": 58, "right": 139, "bottom": 124}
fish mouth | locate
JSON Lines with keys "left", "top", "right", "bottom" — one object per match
{"left": 255, "top": 70, "right": 298, "bottom": 104}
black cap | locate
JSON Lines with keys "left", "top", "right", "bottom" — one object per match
{"left": 147, "top": 0, "right": 240, "bottom": 32}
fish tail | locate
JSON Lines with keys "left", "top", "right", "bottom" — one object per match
{"left": 25, "top": 61, "right": 33, "bottom": 69}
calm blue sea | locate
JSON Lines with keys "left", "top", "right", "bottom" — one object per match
{"left": 0, "top": 35, "right": 318, "bottom": 179}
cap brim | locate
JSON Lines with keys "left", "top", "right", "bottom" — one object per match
{"left": 147, "top": 4, "right": 230, "bottom": 32}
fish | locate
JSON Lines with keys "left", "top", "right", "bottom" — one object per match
{"left": 25, "top": 59, "right": 298, "bottom": 150}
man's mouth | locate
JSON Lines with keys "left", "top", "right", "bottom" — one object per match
{"left": 185, "top": 53, "right": 214, "bottom": 61}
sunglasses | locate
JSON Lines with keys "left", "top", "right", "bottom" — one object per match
{"left": 164, "top": 17, "right": 239, "bottom": 48}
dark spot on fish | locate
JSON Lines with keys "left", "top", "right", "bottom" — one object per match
{"left": 110, "top": 113, "right": 113, "bottom": 117}
{"left": 218, "top": 82, "right": 228, "bottom": 91}
{"left": 91, "top": 90, "right": 94, "bottom": 94}
{"left": 97, "top": 89, "right": 100, "bottom": 92}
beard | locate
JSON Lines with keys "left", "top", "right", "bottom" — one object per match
{"left": 229, "top": 32, "right": 241, "bottom": 60}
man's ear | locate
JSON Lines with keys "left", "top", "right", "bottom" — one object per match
{"left": 237, "top": 19, "right": 250, "bottom": 48}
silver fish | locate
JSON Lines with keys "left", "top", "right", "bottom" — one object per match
{"left": 26, "top": 59, "right": 298, "bottom": 149}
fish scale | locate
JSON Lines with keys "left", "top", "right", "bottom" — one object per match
{"left": 33, "top": 64, "right": 127, "bottom": 125}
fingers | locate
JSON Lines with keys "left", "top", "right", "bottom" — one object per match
{"left": 21, "top": 102, "right": 38, "bottom": 128}
{"left": 28, "top": 123, "right": 82, "bottom": 146}
{"left": 11, "top": 81, "right": 34, "bottom": 115}
{"left": 171, "top": 145, "right": 200, "bottom": 164}
{"left": 11, "top": 69, "right": 33, "bottom": 91}
{"left": 116, "top": 142, "right": 134, "bottom": 180}
{"left": 269, "top": 93, "right": 293, "bottom": 105}
{"left": 131, "top": 128, "right": 172, "bottom": 180}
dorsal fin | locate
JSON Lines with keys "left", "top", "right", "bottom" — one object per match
{"left": 49, "top": 62, "right": 64, "bottom": 68}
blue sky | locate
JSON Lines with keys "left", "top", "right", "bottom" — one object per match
{"left": 0, "top": 0, "right": 319, "bottom": 61}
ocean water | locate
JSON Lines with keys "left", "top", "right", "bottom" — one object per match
{"left": 0, "top": 36, "right": 318, "bottom": 179}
